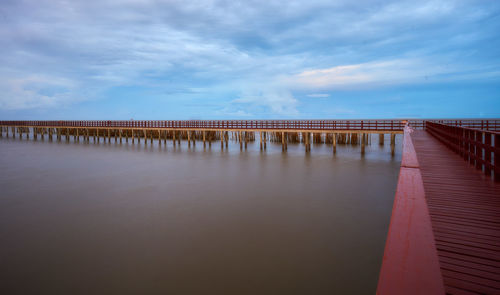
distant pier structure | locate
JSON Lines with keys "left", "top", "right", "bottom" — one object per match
{"left": 0, "top": 120, "right": 499, "bottom": 156}
{"left": 0, "top": 119, "right": 421, "bottom": 155}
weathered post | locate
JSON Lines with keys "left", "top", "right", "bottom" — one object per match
{"left": 260, "top": 132, "right": 263, "bottom": 150}
{"left": 379, "top": 133, "right": 384, "bottom": 145}
{"left": 239, "top": 131, "right": 243, "bottom": 150}
{"left": 390, "top": 133, "right": 396, "bottom": 156}
{"left": 333, "top": 133, "right": 337, "bottom": 154}
{"left": 264, "top": 132, "right": 267, "bottom": 149}
{"left": 203, "top": 131, "right": 206, "bottom": 148}
{"left": 361, "top": 133, "right": 365, "bottom": 155}
{"left": 225, "top": 131, "right": 228, "bottom": 148}
{"left": 132, "top": 130, "right": 135, "bottom": 144}
{"left": 220, "top": 130, "right": 224, "bottom": 149}
{"left": 305, "top": 132, "right": 309, "bottom": 152}
{"left": 282, "top": 131, "right": 285, "bottom": 151}
{"left": 173, "top": 130, "right": 176, "bottom": 146}
{"left": 188, "top": 130, "right": 191, "bottom": 147}
{"left": 244, "top": 132, "right": 248, "bottom": 149}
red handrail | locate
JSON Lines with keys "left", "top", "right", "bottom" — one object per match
{"left": 426, "top": 122, "right": 499, "bottom": 181}
{"left": 1, "top": 119, "right": 499, "bottom": 132}
{"left": 377, "top": 126, "right": 445, "bottom": 294}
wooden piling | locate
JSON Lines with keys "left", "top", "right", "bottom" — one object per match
{"left": 305, "top": 132, "right": 310, "bottom": 152}
{"left": 282, "top": 131, "right": 285, "bottom": 151}
{"left": 333, "top": 133, "right": 337, "bottom": 154}
{"left": 361, "top": 133, "right": 366, "bottom": 154}
{"left": 391, "top": 134, "right": 396, "bottom": 156}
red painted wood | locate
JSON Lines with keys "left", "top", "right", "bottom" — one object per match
{"left": 412, "top": 131, "right": 500, "bottom": 295}
{"left": 1, "top": 119, "right": 500, "bottom": 131}
{"left": 377, "top": 127, "right": 445, "bottom": 295}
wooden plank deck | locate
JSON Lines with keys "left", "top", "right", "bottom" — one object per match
{"left": 411, "top": 130, "right": 500, "bottom": 295}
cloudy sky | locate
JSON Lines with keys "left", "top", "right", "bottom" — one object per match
{"left": 1, "top": 0, "right": 499, "bottom": 119}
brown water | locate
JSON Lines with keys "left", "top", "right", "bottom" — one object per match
{"left": 0, "top": 134, "right": 401, "bottom": 295}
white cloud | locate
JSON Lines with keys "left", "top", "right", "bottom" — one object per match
{"left": 307, "top": 93, "right": 330, "bottom": 98}
{"left": 229, "top": 83, "right": 299, "bottom": 116}
{"left": 0, "top": 75, "right": 83, "bottom": 110}
{"left": 286, "top": 59, "right": 465, "bottom": 89}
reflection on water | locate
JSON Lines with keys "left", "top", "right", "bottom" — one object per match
{"left": 0, "top": 135, "right": 401, "bottom": 295}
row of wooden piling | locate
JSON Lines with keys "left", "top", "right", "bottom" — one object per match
{"left": 0, "top": 127, "right": 397, "bottom": 155}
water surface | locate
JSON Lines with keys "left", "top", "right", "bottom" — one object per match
{"left": 0, "top": 134, "right": 401, "bottom": 294}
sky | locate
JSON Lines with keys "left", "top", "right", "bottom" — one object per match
{"left": 1, "top": 0, "right": 499, "bottom": 119}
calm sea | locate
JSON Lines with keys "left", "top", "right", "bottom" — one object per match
{"left": 0, "top": 134, "right": 401, "bottom": 294}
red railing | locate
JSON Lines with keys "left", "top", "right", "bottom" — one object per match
{"left": 377, "top": 125, "right": 445, "bottom": 294}
{"left": 428, "top": 119, "right": 500, "bottom": 131}
{"left": 426, "top": 122, "right": 500, "bottom": 182}
{"left": 1, "top": 119, "right": 498, "bottom": 132}
{"left": 0, "top": 120, "right": 408, "bottom": 130}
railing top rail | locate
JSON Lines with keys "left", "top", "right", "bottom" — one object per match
{"left": 426, "top": 121, "right": 500, "bottom": 134}
{"left": 1, "top": 119, "right": 499, "bottom": 131}
{"left": 377, "top": 125, "right": 445, "bottom": 294}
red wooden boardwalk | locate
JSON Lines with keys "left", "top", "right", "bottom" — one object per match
{"left": 412, "top": 130, "right": 500, "bottom": 295}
